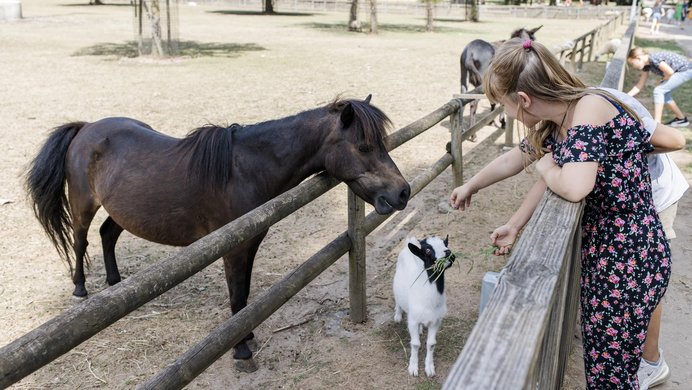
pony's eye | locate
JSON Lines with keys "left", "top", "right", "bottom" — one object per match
{"left": 358, "top": 144, "right": 372, "bottom": 153}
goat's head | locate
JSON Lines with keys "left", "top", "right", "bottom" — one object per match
{"left": 408, "top": 235, "right": 455, "bottom": 282}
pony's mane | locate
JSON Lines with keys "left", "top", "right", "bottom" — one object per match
{"left": 174, "top": 124, "right": 238, "bottom": 192}
{"left": 327, "top": 98, "right": 392, "bottom": 149}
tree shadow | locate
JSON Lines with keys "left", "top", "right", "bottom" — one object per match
{"left": 301, "top": 22, "right": 464, "bottom": 34}
{"left": 209, "top": 10, "right": 316, "bottom": 16}
{"left": 61, "top": 2, "right": 134, "bottom": 6}
{"left": 73, "top": 40, "right": 266, "bottom": 58}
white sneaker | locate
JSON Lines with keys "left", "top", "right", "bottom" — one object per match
{"left": 638, "top": 349, "right": 670, "bottom": 390}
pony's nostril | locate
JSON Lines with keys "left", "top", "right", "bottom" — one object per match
{"left": 400, "top": 187, "right": 410, "bottom": 203}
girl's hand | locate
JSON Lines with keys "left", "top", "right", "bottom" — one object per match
{"left": 535, "top": 153, "right": 557, "bottom": 177}
{"left": 490, "top": 224, "right": 519, "bottom": 256}
{"left": 449, "top": 184, "right": 475, "bottom": 211}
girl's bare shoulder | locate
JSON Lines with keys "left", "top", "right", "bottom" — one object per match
{"left": 572, "top": 94, "right": 620, "bottom": 127}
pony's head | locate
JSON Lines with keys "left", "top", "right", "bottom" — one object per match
{"left": 510, "top": 25, "right": 542, "bottom": 41}
{"left": 323, "top": 95, "right": 410, "bottom": 214}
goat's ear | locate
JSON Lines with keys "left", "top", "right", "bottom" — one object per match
{"left": 443, "top": 235, "right": 449, "bottom": 247}
{"left": 340, "top": 102, "right": 355, "bottom": 129}
{"left": 408, "top": 243, "right": 424, "bottom": 259}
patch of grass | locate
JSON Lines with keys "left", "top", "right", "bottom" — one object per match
{"left": 416, "top": 380, "right": 441, "bottom": 390}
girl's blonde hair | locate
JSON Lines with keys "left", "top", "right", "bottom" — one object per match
{"left": 483, "top": 38, "right": 640, "bottom": 158}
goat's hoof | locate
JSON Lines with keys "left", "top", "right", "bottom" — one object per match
{"left": 393, "top": 314, "right": 402, "bottom": 323}
{"left": 426, "top": 367, "right": 436, "bottom": 377}
{"left": 408, "top": 366, "right": 419, "bottom": 376}
{"left": 234, "top": 358, "right": 258, "bottom": 373}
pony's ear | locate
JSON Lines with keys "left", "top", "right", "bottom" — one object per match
{"left": 364, "top": 94, "right": 372, "bottom": 104}
{"left": 530, "top": 25, "right": 543, "bottom": 34}
{"left": 340, "top": 102, "right": 355, "bottom": 128}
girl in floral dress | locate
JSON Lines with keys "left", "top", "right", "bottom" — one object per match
{"left": 448, "top": 38, "right": 684, "bottom": 388}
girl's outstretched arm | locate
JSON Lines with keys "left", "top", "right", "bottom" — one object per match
{"left": 536, "top": 154, "right": 597, "bottom": 203}
{"left": 450, "top": 146, "right": 529, "bottom": 210}
{"left": 627, "top": 71, "right": 649, "bottom": 96}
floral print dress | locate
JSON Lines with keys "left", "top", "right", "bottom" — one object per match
{"left": 521, "top": 99, "right": 671, "bottom": 389}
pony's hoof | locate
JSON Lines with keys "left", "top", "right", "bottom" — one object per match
{"left": 246, "top": 338, "right": 258, "bottom": 352}
{"left": 234, "top": 358, "right": 258, "bottom": 373}
{"left": 72, "top": 295, "right": 88, "bottom": 304}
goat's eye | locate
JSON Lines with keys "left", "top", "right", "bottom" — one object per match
{"left": 358, "top": 144, "right": 371, "bottom": 153}
{"left": 425, "top": 249, "right": 433, "bottom": 256}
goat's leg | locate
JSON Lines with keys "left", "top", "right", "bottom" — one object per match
{"left": 394, "top": 303, "right": 403, "bottom": 322}
{"left": 424, "top": 319, "right": 442, "bottom": 377}
{"left": 407, "top": 320, "right": 421, "bottom": 376}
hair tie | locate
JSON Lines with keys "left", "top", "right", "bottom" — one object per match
{"left": 522, "top": 39, "right": 532, "bottom": 50}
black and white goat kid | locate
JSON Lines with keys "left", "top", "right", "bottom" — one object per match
{"left": 393, "top": 236, "right": 455, "bottom": 377}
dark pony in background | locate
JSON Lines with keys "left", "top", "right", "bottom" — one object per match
{"left": 25, "top": 95, "right": 410, "bottom": 369}
{"left": 459, "top": 26, "right": 543, "bottom": 135}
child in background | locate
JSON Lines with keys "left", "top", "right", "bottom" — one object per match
{"left": 627, "top": 47, "right": 692, "bottom": 127}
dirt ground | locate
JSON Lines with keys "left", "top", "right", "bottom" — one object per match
{"left": 0, "top": 2, "right": 678, "bottom": 389}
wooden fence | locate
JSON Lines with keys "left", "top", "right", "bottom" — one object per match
{"left": 554, "top": 10, "right": 625, "bottom": 72}
{"left": 442, "top": 17, "right": 638, "bottom": 390}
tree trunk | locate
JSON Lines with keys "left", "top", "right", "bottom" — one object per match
{"left": 369, "top": 0, "right": 378, "bottom": 34}
{"left": 264, "top": 0, "right": 274, "bottom": 14}
{"left": 425, "top": 0, "right": 434, "bottom": 32}
{"left": 470, "top": 0, "right": 479, "bottom": 22}
{"left": 348, "top": 0, "right": 361, "bottom": 31}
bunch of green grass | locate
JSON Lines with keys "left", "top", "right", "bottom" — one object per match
{"left": 412, "top": 245, "right": 500, "bottom": 286}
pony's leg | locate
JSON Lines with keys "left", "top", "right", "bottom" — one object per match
{"left": 424, "top": 319, "right": 442, "bottom": 377}
{"left": 71, "top": 207, "right": 98, "bottom": 298}
{"left": 407, "top": 319, "right": 421, "bottom": 376}
{"left": 99, "top": 217, "right": 123, "bottom": 286}
{"left": 222, "top": 233, "right": 266, "bottom": 368}
{"left": 469, "top": 100, "right": 479, "bottom": 142}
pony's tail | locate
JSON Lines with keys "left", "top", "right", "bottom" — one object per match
{"left": 25, "top": 121, "right": 87, "bottom": 274}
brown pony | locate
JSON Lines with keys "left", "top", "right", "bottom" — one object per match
{"left": 25, "top": 95, "right": 410, "bottom": 365}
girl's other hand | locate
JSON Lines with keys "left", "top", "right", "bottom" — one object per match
{"left": 490, "top": 224, "right": 518, "bottom": 256}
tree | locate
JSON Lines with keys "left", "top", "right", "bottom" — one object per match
{"left": 369, "top": 0, "right": 379, "bottom": 34}
{"left": 425, "top": 0, "right": 434, "bottom": 31}
{"left": 263, "top": 0, "right": 274, "bottom": 14}
{"left": 470, "top": 0, "right": 479, "bottom": 22}
{"left": 348, "top": 0, "right": 362, "bottom": 32}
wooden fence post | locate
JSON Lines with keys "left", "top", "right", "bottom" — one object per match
{"left": 504, "top": 117, "right": 515, "bottom": 147}
{"left": 348, "top": 189, "right": 367, "bottom": 323}
{"left": 450, "top": 99, "right": 464, "bottom": 187}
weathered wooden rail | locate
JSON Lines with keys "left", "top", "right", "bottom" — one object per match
{"left": 442, "top": 16, "right": 638, "bottom": 390}
{"left": 555, "top": 10, "right": 625, "bottom": 72}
